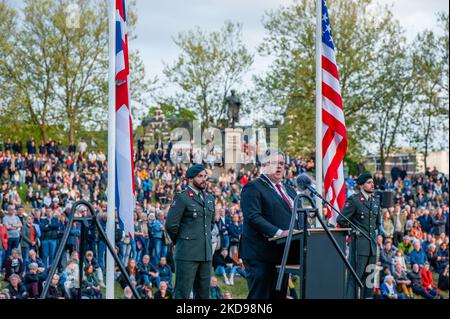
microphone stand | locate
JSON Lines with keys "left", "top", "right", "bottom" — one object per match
{"left": 305, "top": 185, "right": 373, "bottom": 244}
{"left": 275, "top": 192, "right": 364, "bottom": 298}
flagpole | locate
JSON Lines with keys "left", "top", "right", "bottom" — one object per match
{"left": 106, "top": 0, "right": 116, "bottom": 299}
{"left": 315, "top": 0, "right": 323, "bottom": 224}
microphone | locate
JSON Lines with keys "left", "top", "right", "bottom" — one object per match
{"left": 295, "top": 173, "right": 314, "bottom": 192}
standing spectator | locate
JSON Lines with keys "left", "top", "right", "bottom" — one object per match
{"left": 432, "top": 208, "right": 447, "bottom": 239}
{"left": 391, "top": 207, "right": 406, "bottom": 246}
{"left": 228, "top": 214, "right": 242, "bottom": 260}
{"left": 418, "top": 209, "right": 434, "bottom": 234}
{"left": 20, "top": 215, "right": 38, "bottom": 261}
{"left": 0, "top": 221, "right": 8, "bottom": 270}
{"left": 148, "top": 212, "right": 163, "bottom": 265}
{"left": 40, "top": 209, "right": 60, "bottom": 269}
{"left": 3, "top": 205, "right": 22, "bottom": 259}
{"left": 77, "top": 139, "right": 88, "bottom": 157}
{"left": 379, "top": 209, "right": 394, "bottom": 240}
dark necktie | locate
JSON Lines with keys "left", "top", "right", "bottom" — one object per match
{"left": 276, "top": 183, "right": 292, "bottom": 209}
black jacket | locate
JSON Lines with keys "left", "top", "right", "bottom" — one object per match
{"left": 239, "top": 174, "right": 297, "bottom": 263}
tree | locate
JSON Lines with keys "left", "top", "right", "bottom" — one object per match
{"left": 368, "top": 23, "right": 415, "bottom": 173}
{"left": 256, "top": 0, "right": 409, "bottom": 159}
{"left": 163, "top": 21, "right": 254, "bottom": 128}
{"left": 408, "top": 19, "right": 449, "bottom": 172}
{"left": 0, "top": 0, "right": 152, "bottom": 144}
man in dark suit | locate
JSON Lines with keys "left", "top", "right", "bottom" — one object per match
{"left": 239, "top": 149, "right": 297, "bottom": 299}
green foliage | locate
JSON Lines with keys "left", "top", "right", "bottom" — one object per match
{"left": 0, "top": 0, "right": 152, "bottom": 145}
{"left": 255, "top": 0, "right": 440, "bottom": 162}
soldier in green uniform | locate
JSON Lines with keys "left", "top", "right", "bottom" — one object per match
{"left": 337, "top": 172, "right": 381, "bottom": 299}
{"left": 166, "top": 164, "right": 215, "bottom": 299}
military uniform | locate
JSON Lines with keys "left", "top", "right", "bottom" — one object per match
{"left": 166, "top": 186, "right": 215, "bottom": 299}
{"left": 337, "top": 191, "right": 381, "bottom": 299}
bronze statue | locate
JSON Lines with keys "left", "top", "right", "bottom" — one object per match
{"left": 225, "top": 90, "right": 241, "bottom": 128}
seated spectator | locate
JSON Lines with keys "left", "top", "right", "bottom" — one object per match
{"left": 397, "top": 236, "right": 414, "bottom": 259}
{"left": 23, "top": 249, "right": 45, "bottom": 275}
{"left": 422, "top": 233, "right": 436, "bottom": 253}
{"left": 140, "top": 282, "right": 154, "bottom": 299}
{"left": 209, "top": 276, "right": 223, "bottom": 299}
{"left": 84, "top": 250, "right": 105, "bottom": 288}
{"left": 426, "top": 244, "right": 438, "bottom": 271}
{"left": 420, "top": 262, "right": 442, "bottom": 299}
{"left": 436, "top": 242, "right": 449, "bottom": 273}
{"left": 213, "top": 249, "right": 239, "bottom": 285}
{"left": 5, "top": 248, "right": 23, "bottom": 281}
{"left": 380, "top": 241, "right": 397, "bottom": 274}
{"left": 121, "top": 286, "right": 134, "bottom": 299}
{"left": 81, "top": 264, "right": 102, "bottom": 299}
{"left": 154, "top": 280, "right": 172, "bottom": 299}
{"left": 393, "top": 250, "right": 407, "bottom": 272}
{"left": 0, "top": 290, "right": 10, "bottom": 299}
{"left": 392, "top": 264, "right": 414, "bottom": 299}
{"left": 380, "top": 275, "right": 404, "bottom": 299}
{"left": 223, "top": 291, "right": 233, "bottom": 299}
{"left": 138, "top": 254, "right": 160, "bottom": 288}
{"left": 6, "top": 274, "right": 28, "bottom": 299}
{"left": 23, "top": 262, "right": 46, "bottom": 298}
{"left": 409, "top": 240, "right": 427, "bottom": 267}
{"left": 47, "top": 274, "right": 68, "bottom": 299}
{"left": 61, "top": 260, "right": 80, "bottom": 299}
{"left": 438, "top": 264, "right": 449, "bottom": 291}
{"left": 156, "top": 256, "right": 172, "bottom": 289}
{"left": 407, "top": 264, "right": 435, "bottom": 299}
{"left": 118, "top": 258, "right": 141, "bottom": 289}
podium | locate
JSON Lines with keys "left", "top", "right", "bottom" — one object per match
{"left": 270, "top": 228, "right": 351, "bottom": 299}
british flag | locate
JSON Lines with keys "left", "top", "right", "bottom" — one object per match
{"left": 321, "top": 0, "right": 347, "bottom": 225}
{"left": 115, "top": 0, "right": 135, "bottom": 237}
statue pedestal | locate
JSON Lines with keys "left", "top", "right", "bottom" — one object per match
{"left": 224, "top": 128, "right": 243, "bottom": 171}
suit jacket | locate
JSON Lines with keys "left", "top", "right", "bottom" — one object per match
{"left": 239, "top": 174, "right": 297, "bottom": 264}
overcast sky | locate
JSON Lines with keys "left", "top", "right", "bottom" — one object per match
{"left": 133, "top": 0, "right": 449, "bottom": 91}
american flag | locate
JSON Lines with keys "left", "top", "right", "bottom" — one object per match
{"left": 115, "top": 0, "right": 135, "bottom": 237}
{"left": 321, "top": 0, "right": 347, "bottom": 225}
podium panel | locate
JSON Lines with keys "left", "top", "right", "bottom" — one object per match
{"left": 271, "top": 228, "right": 350, "bottom": 299}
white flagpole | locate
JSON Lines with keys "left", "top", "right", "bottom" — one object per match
{"left": 106, "top": 0, "right": 116, "bottom": 299}
{"left": 315, "top": 0, "right": 323, "bottom": 224}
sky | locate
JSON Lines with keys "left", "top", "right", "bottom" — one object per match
{"left": 133, "top": 0, "right": 449, "bottom": 94}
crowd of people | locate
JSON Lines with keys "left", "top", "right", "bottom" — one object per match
{"left": 0, "top": 135, "right": 448, "bottom": 299}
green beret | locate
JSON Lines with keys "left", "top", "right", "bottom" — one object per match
{"left": 186, "top": 164, "right": 206, "bottom": 179}
{"left": 357, "top": 172, "right": 373, "bottom": 185}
